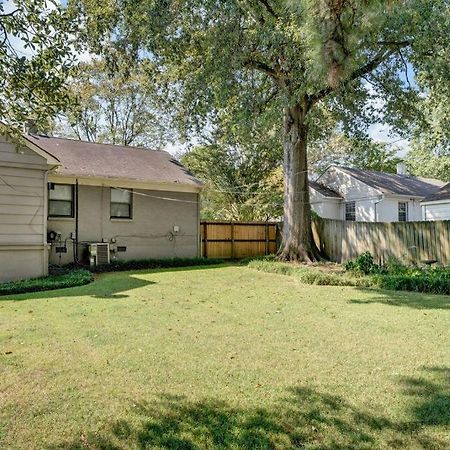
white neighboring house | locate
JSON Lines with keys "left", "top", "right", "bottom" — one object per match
{"left": 421, "top": 183, "right": 450, "bottom": 221}
{"left": 310, "top": 164, "right": 445, "bottom": 222}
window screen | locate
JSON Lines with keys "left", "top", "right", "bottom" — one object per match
{"left": 48, "top": 184, "right": 74, "bottom": 217}
{"left": 398, "top": 202, "right": 408, "bottom": 222}
{"left": 345, "top": 202, "right": 356, "bottom": 221}
{"left": 111, "top": 188, "right": 132, "bottom": 219}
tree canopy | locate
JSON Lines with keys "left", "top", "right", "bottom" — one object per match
{"left": 71, "top": 0, "right": 450, "bottom": 260}
{"left": 56, "top": 54, "right": 172, "bottom": 148}
{"left": 0, "top": 1, "right": 78, "bottom": 135}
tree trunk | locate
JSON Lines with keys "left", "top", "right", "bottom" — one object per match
{"left": 278, "top": 104, "right": 321, "bottom": 261}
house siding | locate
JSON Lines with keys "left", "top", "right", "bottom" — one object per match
{"left": 377, "top": 197, "right": 422, "bottom": 222}
{"left": 318, "top": 167, "right": 380, "bottom": 221}
{"left": 0, "top": 136, "right": 48, "bottom": 281}
{"left": 310, "top": 189, "right": 341, "bottom": 219}
{"left": 423, "top": 202, "right": 450, "bottom": 221}
{"left": 47, "top": 184, "right": 200, "bottom": 266}
{"left": 315, "top": 167, "right": 428, "bottom": 222}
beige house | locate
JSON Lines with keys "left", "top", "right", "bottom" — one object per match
{"left": 0, "top": 134, "right": 203, "bottom": 282}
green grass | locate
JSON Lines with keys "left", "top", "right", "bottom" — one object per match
{"left": 0, "top": 265, "right": 449, "bottom": 449}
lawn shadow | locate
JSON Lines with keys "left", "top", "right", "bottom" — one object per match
{"left": 49, "top": 367, "right": 450, "bottom": 449}
{"left": 349, "top": 288, "right": 450, "bottom": 310}
{"left": 0, "top": 264, "right": 231, "bottom": 302}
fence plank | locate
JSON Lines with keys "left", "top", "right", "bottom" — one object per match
{"left": 201, "top": 221, "right": 278, "bottom": 259}
{"left": 313, "top": 218, "right": 450, "bottom": 265}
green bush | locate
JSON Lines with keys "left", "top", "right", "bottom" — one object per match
{"left": 247, "top": 258, "right": 449, "bottom": 295}
{"left": 0, "top": 270, "right": 93, "bottom": 296}
{"left": 91, "top": 257, "right": 225, "bottom": 273}
{"left": 344, "top": 251, "right": 380, "bottom": 275}
{"left": 373, "top": 274, "right": 450, "bottom": 296}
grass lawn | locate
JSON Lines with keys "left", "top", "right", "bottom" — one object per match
{"left": 0, "top": 265, "right": 449, "bottom": 449}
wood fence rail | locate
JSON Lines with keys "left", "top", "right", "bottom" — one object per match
{"left": 313, "top": 218, "right": 450, "bottom": 265}
{"left": 201, "top": 221, "right": 278, "bottom": 259}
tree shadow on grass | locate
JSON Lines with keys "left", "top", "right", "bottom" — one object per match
{"left": 49, "top": 367, "right": 449, "bottom": 450}
{"left": 349, "top": 289, "right": 450, "bottom": 310}
{"left": 0, "top": 264, "right": 229, "bottom": 302}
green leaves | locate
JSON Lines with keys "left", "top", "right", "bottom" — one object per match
{"left": 0, "top": 1, "right": 80, "bottom": 134}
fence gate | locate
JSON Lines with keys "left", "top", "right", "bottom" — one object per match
{"left": 201, "top": 221, "right": 278, "bottom": 259}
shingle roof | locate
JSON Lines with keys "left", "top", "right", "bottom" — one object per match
{"left": 336, "top": 166, "right": 444, "bottom": 197}
{"left": 25, "top": 134, "right": 203, "bottom": 189}
{"left": 422, "top": 183, "right": 450, "bottom": 202}
{"left": 309, "top": 180, "right": 342, "bottom": 198}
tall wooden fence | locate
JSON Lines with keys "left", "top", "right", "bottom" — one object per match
{"left": 201, "top": 221, "right": 278, "bottom": 259}
{"left": 313, "top": 218, "right": 450, "bottom": 265}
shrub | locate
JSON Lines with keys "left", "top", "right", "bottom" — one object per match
{"left": 0, "top": 270, "right": 93, "bottom": 296}
{"left": 247, "top": 258, "right": 449, "bottom": 295}
{"left": 373, "top": 274, "right": 450, "bottom": 296}
{"left": 91, "top": 257, "right": 225, "bottom": 273}
{"left": 344, "top": 252, "right": 380, "bottom": 275}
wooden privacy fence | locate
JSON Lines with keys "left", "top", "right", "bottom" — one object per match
{"left": 201, "top": 221, "right": 278, "bottom": 259}
{"left": 313, "top": 218, "right": 450, "bottom": 265}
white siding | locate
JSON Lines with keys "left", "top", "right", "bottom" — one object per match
{"left": 377, "top": 197, "right": 422, "bottom": 222}
{"left": 0, "top": 136, "right": 48, "bottom": 281}
{"left": 423, "top": 202, "right": 450, "bottom": 221}
{"left": 318, "top": 168, "right": 380, "bottom": 222}
{"left": 310, "top": 189, "right": 341, "bottom": 219}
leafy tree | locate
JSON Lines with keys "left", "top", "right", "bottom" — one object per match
{"left": 72, "top": 0, "right": 450, "bottom": 260}
{"left": 309, "top": 135, "right": 402, "bottom": 175}
{"left": 405, "top": 143, "right": 450, "bottom": 182}
{"left": 181, "top": 144, "right": 283, "bottom": 221}
{"left": 57, "top": 55, "right": 171, "bottom": 148}
{"left": 0, "top": 1, "right": 77, "bottom": 135}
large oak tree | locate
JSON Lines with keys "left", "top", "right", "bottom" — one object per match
{"left": 72, "top": 0, "right": 450, "bottom": 260}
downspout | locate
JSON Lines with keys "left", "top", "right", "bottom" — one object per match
{"left": 374, "top": 195, "right": 383, "bottom": 222}
{"left": 74, "top": 179, "right": 80, "bottom": 264}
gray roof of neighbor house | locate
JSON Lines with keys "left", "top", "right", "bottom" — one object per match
{"left": 309, "top": 180, "right": 342, "bottom": 198}
{"left": 422, "top": 183, "right": 450, "bottom": 202}
{"left": 334, "top": 166, "right": 444, "bottom": 197}
{"left": 25, "top": 134, "right": 203, "bottom": 188}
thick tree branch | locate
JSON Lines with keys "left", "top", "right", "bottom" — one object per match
{"left": 307, "top": 43, "right": 410, "bottom": 108}
{"left": 256, "top": 0, "right": 279, "bottom": 19}
{"left": 244, "top": 58, "right": 280, "bottom": 82}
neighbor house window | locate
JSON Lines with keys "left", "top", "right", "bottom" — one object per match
{"left": 48, "top": 184, "right": 74, "bottom": 217}
{"left": 111, "top": 188, "right": 132, "bottom": 219}
{"left": 345, "top": 201, "right": 356, "bottom": 221}
{"left": 398, "top": 202, "right": 408, "bottom": 222}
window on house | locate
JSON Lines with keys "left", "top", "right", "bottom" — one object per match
{"left": 398, "top": 202, "right": 408, "bottom": 222}
{"left": 345, "top": 201, "right": 356, "bottom": 221}
{"left": 111, "top": 188, "right": 132, "bottom": 219}
{"left": 48, "top": 184, "right": 74, "bottom": 217}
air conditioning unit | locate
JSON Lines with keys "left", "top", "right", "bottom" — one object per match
{"left": 89, "top": 243, "right": 110, "bottom": 266}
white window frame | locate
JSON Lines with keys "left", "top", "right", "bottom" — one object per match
{"left": 110, "top": 188, "right": 133, "bottom": 219}
{"left": 345, "top": 201, "right": 356, "bottom": 221}
{"left": 398, "top": 202, "right": 408, "bottom": 222}
{"left": 48, "top": 183, "right": 74, "bottom": 218}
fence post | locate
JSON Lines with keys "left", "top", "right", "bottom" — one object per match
{"left": 231, "top": 222, "right": 235, "bottom": 259}
{"left": 203, "top": 222, "right": 208, "bottom": 258}
{"left": 265, "top": 222, "right": 269, "bottom": 255}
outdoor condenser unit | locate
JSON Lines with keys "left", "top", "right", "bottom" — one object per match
{"left": 89, "top": 243, "right": 110, "bottom": 266}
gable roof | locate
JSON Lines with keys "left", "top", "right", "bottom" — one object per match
{"left": 422, "top": 183, "right": 450, "bottom": 203}
{"left": 309, "top": 180, "right": 342, "bottom": 198}
{"left": 24, "top": 134, "right": 203, "bottom": 190}
{"left": 333, "top": 166, "right": 444, "bottom": 197}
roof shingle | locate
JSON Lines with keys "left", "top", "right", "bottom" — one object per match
{"left": 309, "top": 180, "right": 342, "bottom": 198}
{"left": 336, "top": 166, "right": 444, "bottom": 197}
{"left": 25, "top": 134, "right": 203, "bottom": 189}
{"left": 422, "top": 183, "right": 450, "bottom": 202}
